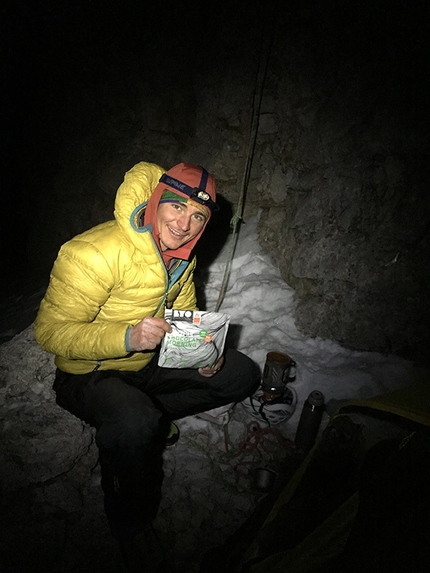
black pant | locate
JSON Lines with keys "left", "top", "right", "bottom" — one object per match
{"left": 53, "top": 348, "right": 260, "bottom": 539}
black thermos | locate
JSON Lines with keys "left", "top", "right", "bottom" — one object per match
{"left": 295, "top": 390, "right": 325, "bottom": 452}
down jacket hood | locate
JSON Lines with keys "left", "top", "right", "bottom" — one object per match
{"left": 114, "top": 161, "right": 166, "bottom": 251}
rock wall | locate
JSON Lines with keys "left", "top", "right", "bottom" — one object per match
{"left": 24, "top": 1, "right": 429, "bottom": 361}
{"left": 186, "top": 4, "right": 430, "bottom": 359}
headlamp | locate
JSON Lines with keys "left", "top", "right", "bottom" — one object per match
{"left": 190, "top": 188, "right": 219, "bottom": 211}
{"left": 159, "top": 174, "right": 219, "bottom": 212}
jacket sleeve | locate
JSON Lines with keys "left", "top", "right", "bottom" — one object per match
{"left": 34, "top": 239, "right": 130, "bottom": 360}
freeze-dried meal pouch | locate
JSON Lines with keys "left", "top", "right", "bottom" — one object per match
{"left": 158, "top": 309, "right": 230, "bottom": 369}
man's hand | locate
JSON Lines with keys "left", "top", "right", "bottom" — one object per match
{"left": 198, "top": 355, "right": 225, "bottom": 378}
{"left": 128, "top": 317, "right": 172, "bottom": 352}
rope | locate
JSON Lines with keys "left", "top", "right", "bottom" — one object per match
{"left": 214, "top": 18, "right": 275, "bottom": 312}
{"left": 222, "top": 418, "right": 293, "bottom": 462}
{"left": 234, "top": 420, "right": 293, "bottom": 457}
{"left": 231, "top": 420, "right": 294, "bottom": 476}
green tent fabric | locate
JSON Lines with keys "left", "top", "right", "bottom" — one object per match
{"left": 231, "top": 380, "right": 430, "bottom": 573}
{"left": 338, "top": 379, "right": 430, "bottom": 427}
{"left": 236, "top": 494, "right": 359, "bottom": 573}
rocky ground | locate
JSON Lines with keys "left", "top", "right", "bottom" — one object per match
{"left": 0, "top": 290, "right": 302, "bottom": 573}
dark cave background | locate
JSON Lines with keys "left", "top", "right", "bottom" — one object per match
{"left": 2, "top": 0, "right": 430, "bottom": 362}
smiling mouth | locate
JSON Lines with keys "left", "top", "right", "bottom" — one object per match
{"left": 167, "top": 226, "right": 187, "bottom": 239}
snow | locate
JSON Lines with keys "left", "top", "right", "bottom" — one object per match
{"left": 202, "top": 211, "right": 419, "bottom": 437}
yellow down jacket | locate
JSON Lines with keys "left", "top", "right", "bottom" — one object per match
{"left": 34, "top": 162, "right": 198, "bottom": 374}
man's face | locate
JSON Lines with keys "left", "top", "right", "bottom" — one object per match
{"left": 156, "top": 201, "right": 208, "bottom": 251}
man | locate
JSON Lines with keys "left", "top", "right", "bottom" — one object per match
{"left": 34, "top": 161, "right": 259, "bottom": 570}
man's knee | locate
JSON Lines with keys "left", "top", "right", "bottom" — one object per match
{"left": 92, "top": 380, "right": 162, "bottom": 451}
{"left": 222, "top": 349, "right": 260, "bottom": 400}
{"left": 118, "top": 401, "right": 161, "bottom": 448}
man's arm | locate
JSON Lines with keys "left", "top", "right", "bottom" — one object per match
{"left": 34, "top": 239, "right": 131, "bottom": 360}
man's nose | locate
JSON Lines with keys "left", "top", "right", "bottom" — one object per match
{"left": 177, "top": 213, "right": 191, "bottom": 231}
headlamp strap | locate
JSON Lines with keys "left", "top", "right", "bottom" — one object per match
{"left": 159, "top": 170, "right": 219, "bottom": 212}
{"left": 199, "top": 166, "right": 209, "bottom": 191}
